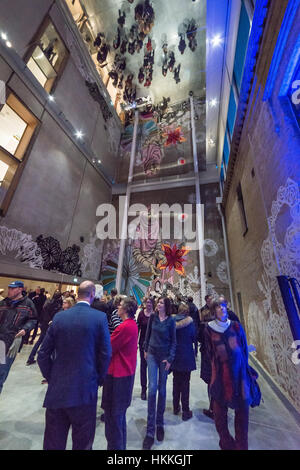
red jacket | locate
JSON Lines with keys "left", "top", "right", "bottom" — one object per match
{"left": 108, "top": 318, "right": 138, "bottom": 378}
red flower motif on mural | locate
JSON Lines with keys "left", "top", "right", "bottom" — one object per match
{"left": 157, "top": 243, "right": 190, "bottom": 276}
{"left": 162, "top": 126, "right": 186, "bottom": 147}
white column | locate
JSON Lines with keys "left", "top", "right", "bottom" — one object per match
{"left": 190, "top": 94, "right": 206, "bottom": 306}
{"left": 115, "top": 110, "right": 139, "bottom": 293}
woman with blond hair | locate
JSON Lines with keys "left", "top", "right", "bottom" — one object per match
{"left": 62, "top": 297, "right": 75, "bottom": 310}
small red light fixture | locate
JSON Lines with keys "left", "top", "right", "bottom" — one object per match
{"left": 178, "top": 158, "right": 186, "bottom": 165}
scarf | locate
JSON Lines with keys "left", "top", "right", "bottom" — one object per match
{"left": 208, "top": 319, "right": 231, "bottom": 333}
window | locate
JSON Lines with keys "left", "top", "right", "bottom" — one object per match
{"left": 25, "top": 19, "right": 68, "bottom": 93}
{"left": 0, "top": 91, "right": 39, "bottom": 215}
{"left": 233, "top": 2, "right": 251, "bottom": 92}
{"left": 223, "top": 131, "right": 230, "bottom": 168}
{"left": 237, "top": 182, "right": 248, "bottom": 236}
{"left": 227, "top": 86, "right": 237, "bottom": 137}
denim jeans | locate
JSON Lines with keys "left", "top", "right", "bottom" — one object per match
{"left": 105, "top": 411, "right": 127, "bottom": 450}
{"left": 0, "top": 356, "right": 16, "bottom": 394}
{"left": 28, "top": 332, "right": 46, "bottom": 362}
{"left": 146, "top": 353, "right": 169, "bottom": 438}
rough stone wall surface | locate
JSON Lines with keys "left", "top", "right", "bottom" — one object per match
{"left": 0, "top": 2, "right": 122, "bottom": 281}
{"left": 224, "top": 2, "right": 300, "bottom": 411}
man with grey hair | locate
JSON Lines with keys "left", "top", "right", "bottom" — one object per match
{"left": 38, "top": 280, "right": 112, "bottom": 450}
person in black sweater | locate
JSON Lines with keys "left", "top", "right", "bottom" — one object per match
{"left": 143, "top": 296, "right": 176, "bottom": 450}
{"left": 137, "top": 297, "right": 155, "bottom": 400}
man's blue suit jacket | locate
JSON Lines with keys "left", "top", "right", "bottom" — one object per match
{"left": 38, "top": 302, "right": 112, "bottom": 409}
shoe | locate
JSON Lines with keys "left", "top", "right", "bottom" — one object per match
{"left": 203, "top": 408, "right": 214, "bottom": 420}
{"left": 141, "top": 390, "right": 147, "bottom": 400}
{"left": 143, "top": 435, "right": 154, "bottom": 450}
{"left": 100, "top": 413, "right": 105, "bottom": 422}
{"left": 156, "top": 426, "right": 164, "bottom": 442}
{"left": 182, "top": 410, "right": 193, "bottom": 421}
{"left": 26, "top": 359, "right": 36, "bottom": 365}
{"left": 41, "top": 379, "right": 48, "bottom": 384}
{"left": 173, "top": 405, "right": 181, "bottom": 415}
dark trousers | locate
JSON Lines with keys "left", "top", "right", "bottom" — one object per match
{"left": 28, "top": 332, "right": 46, "bottom": 362}
{"left": 212, "top": 400, "right": 249, "bottom": 450}
{"left": 105, "top": 410, "right": 127, "bottom": 450}
{"left": 43, "top": 403, "right": 97, "bottom": 450}
{"left": 139, "top": 346, "right": 147, "bottom": 392}
{"left": 172, "top": 371, "right": 191, "bottom": 412}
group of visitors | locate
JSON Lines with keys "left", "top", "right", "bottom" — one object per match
{"left": 0, "top": 278, "right": 258, "bottom": 451}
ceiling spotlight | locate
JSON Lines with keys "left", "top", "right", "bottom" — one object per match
{"left": 210, "top": 98, "right": 217, "bottom": 107}
{"left": 48, "top": 95, "right": 54, "bottom": 102}
{"left": 75, "top": 130, "right": 83, "bottom": 139}
{"left": 97, "top": 159, "right": 101, "bottom": 163}
{"left": 1, "top": 32, "right": 7, "bottom": 41}
{"left": 211, "top": 35, "right": 222, "bottom": 47}
{"left": 6, "top": 41, "right": 12, "bottom": 48}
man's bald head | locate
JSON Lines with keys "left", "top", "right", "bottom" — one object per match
{"left": 77, "top": 281, "right": 96, "bottom": 304}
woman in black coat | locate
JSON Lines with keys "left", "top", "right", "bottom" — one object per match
{"left": 172, "top": 302, "right": 196, "bottom": 421}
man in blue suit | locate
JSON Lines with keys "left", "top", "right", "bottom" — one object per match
{"left": 38, "top": 281, "right": 112, "bottom": 450}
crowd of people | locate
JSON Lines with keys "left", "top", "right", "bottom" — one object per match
{"left": 0, "top": 278, "right": 259, "bottom": 451}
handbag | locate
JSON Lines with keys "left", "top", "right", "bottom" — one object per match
{"left": 247, "top": 364, "right": 262, "bottom": 408}
{"left": 233, "top": 321, "right": 262, "bottom": 408}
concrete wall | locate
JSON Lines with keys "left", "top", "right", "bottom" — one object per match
{"left": 0, "top": 0, "right": 122, "bottom": 282}
{"left": 224, "top": 1, "right": 300, "bottom": 412}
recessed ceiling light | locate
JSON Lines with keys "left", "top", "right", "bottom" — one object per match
{"left": 98, "top": 159, "right": 101, "bottom": 163}
{"left": 1, "top": 32, "right": 7, "bottom": 41}
{"left": 211, "top": 35, "right": 222, "bottom": 47}
{"left": 6, "top": 41, "right": 12, "bottom": 48}
{"left": 48, "top": 95, "right": 54, "bottom": 102}
{"left": 210, "top": 98, "right": 217, "bottom": 107}
{"left": 75, "top": 130, "right": 83, "bottom": 139}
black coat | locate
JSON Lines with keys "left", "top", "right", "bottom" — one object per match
{"left": 172, "top": 315, "right": 196, "bottom": 372}
{"left": 0, "top": 296, "right": 37, "bottom": 353}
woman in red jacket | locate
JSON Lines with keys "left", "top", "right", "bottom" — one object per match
{"left": 101, "top": 297, "right": 138, "bottom": 450}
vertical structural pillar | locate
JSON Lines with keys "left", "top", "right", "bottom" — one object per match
{"left": 190, "top": 94, "right": 206, "bottom": 306}
{"left": 115, "top": 110, "right": 139, "bottom": 293}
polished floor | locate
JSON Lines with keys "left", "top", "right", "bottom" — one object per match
{"left": 0, "top": 342, "right": 300, "bottom": 450}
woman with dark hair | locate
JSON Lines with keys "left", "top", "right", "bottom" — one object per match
{"left": 142, "top": 296, "right": 176, "bottom": 450}
{"left": 102, "top": 297, "right": 138, "bottom": 450}
{"left": 137, "top": 297, "right": 155, "bottom": 400}
{"left": 172, "top": 302, "right": 196, "bottom": 421}
{"left": 204, "top": 301, "right": 254, "bottom": 450}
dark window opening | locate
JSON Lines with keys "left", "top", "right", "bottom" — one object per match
{"left": 237, "top": 182, "right": 248, "bottom": 236}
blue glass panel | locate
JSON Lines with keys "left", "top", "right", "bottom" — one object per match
{"left": 223, "top": 132, "right": 230, "bottom": 165}
{"left": 288, "top": 59, "right": 300, "bottom": 127}
{"left": 227, "top": 87, "right": 237, "bottom": 137}
{"left": 233, "top": 2, "right": 251, "bottom": 91}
